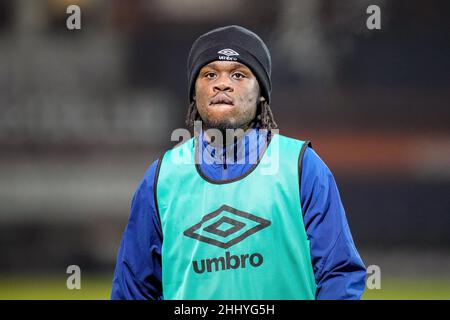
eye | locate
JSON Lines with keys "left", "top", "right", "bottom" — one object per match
{"left": 204, "top": 72, "right": 216, "bottom": 79}
{"left": 232, "top": 72, "right": 246, "bottom": 79}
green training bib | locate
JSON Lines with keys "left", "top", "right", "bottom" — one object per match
{"left": 156, "top": 134, "right": 316, "bottom": 299}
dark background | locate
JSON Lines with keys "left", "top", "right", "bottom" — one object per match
{"left": 0, "top": 0, "right": 449, "bottom": 298}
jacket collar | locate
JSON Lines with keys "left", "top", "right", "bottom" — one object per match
{"left": 198, "top": 128, "right": 268, "bottom": 165}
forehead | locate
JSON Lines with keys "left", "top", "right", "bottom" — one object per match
{"left": 200, "top": 61, "right": 252, "bottom": 72}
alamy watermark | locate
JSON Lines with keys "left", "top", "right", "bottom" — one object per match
{"left": 366, "top": 5, "right": 381, "bottom": 30}
{"left": 66, "top": 5, "right": 81, "bottom": 30}
{"left": 66, "top": 265, "right": 81, "bottom": 290}
{"left": 170, "top": 121, "right": 280, "bottom": 175}
{"left": 65, "top": 5, "right": 380, "bottom": 33}
{"left": 366, "top": 264, "right": 381, "bottom": 290}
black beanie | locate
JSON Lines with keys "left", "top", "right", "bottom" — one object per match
{"left": 187, "top": 25, "right": 272, "bottom": 103}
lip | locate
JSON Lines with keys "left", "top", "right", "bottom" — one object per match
{"left": 209, "top": 93, "right": 234, "bottom": 106}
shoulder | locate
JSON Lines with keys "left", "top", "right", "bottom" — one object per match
{"left": 277, "top": 134, "right": 329, "bottom": 169}
{"left": 142, "top": 136, "right": 196, "bottom": 180}
{"left": 143, "top": 136, "right": 196, "bottom": 186}
{"left": 276, "top": 134, "right": 312, "bottom": 157}
{"left": 301, "top": 145, "right": 335, "bottom": 183}
{"left": 300, "top": 146, "right": 337, "bottom": 203}
{"left": 302, "top": 146, "right": 331, "bottom": 173}
{"left": 138, "top": 158, "right": 161, "bottom": 192}
{"left": 277, "top": 134, "right": 311, "bottom": 146}
{"left": 158, "top": 137, "right": 197, "bottom": 168}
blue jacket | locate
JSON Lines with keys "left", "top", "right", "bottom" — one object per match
{"left": 111, "top": 129, "right": 366, "bottom": 299}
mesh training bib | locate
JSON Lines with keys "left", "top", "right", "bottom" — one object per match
{"left": 156, "top": 134, "right": 316, "bottom": 299}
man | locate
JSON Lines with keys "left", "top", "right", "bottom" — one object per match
{"left": 111, "top": 25, "right": 366, "bottom": 300}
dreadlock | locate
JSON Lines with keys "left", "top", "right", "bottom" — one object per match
{"left": 185, "top": 100, "right": 278, "bottom": 131}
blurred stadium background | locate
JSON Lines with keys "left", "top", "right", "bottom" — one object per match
{"left": 0, "top": 0, "right": 449, "bottom": 299}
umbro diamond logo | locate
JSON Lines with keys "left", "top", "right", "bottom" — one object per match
{"left": 183, "top": 205, "right": 271, "bottom": 249}
{"left": 217, "top": 48, "right": 239, "bottom": 56}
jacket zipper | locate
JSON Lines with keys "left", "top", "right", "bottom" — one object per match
{"left": 222, "top": 153, "right": 228, "bottom": 179}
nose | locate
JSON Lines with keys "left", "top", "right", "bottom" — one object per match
{"left": 213, "top": 74, "right": 233, "bottom": 93}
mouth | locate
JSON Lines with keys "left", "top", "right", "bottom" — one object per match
{"left": 209, "top": 94, "right": 234, "bottom": 106}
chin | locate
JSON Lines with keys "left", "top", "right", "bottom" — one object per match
{"left": 202, "top": 117, "right": 239, "bottom": 130}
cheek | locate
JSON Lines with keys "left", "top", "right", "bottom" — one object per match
{"left": 195, "top": 82, "right": 211, "bottom": 110}
{"left": 237, "top": 83, "right": 259, "bottom": 108}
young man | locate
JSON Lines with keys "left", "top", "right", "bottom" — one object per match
{"left": 111, "top": 25, "right": 366, "bottom": 300}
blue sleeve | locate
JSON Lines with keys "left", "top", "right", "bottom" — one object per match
{"left": 111, "top": 159, "right": 163, "bottom": 300}
{"left": 300, "top": 147, "right": 366, "bottom": 300}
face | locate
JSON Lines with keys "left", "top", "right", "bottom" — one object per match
{"left": 194, "top": 61, "right": 261, "bottom": 130}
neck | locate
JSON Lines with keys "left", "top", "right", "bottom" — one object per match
{"left": 203, "top": 122, "right": 255, "bottom": 148}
